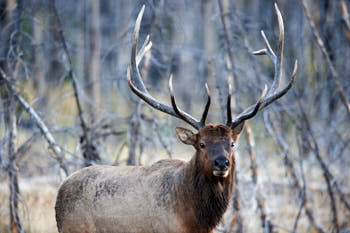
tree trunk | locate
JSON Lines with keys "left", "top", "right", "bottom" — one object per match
{"left": 1, "top": 0, "right": 25, "bottom": 231}
{"left": 86, "top": 0, "right": 101, "bottom": 122}
{"left": 8, "top": 89, "right": 24, "bottom": 233}
{"left": 127, "top": 102, "right": 141, "bottom": 165}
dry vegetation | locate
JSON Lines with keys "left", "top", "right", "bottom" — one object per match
{"left": 1, "top": 0, "right": 350, "bottom": 232}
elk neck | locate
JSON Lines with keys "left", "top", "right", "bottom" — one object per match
{"left": 175, "top": 151, "right": 235, "bottom": 232}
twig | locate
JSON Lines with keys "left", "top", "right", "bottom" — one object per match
{"left": 272, "top": 224, "right": 299, "bottom": 233}
{"left": 15, "top": 131, "right": 40, "bottom": 161}
{"left": 293, "top": 136, "right": 306, "bottom": 233}
{"left": 140, "top": 112, "right": 173, "bottom": 159}
{"left": 97, "top": 130, "right": 125, "bottom": 139}
{"left": 334, "top": 181, "right": 350, "bottom": 215}
{"left": 340, "top": 0, "right": 350, "bottom": 33}
{"left": 113, "top": 140, "right": 127, "bottom": 165}
{"left": 292, "top": 197, "right": 304, "bottom": 233}
{"left": 300, "top": 0, "right": 350, "bottom": 115}
{"left": 153, "top": 119, "right": 172, "bottom": 159}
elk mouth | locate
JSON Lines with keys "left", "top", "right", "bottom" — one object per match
{"left": 213, "top": 170, "right": 229, "bottom": 178}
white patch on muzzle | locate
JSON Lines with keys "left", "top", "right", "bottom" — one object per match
{"left": 213, "top": 170, "right": 229, "bottom": 178}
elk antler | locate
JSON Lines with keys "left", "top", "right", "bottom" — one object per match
{"left": 128, "top": 5, "right": 211, "bottom": 130}
{"left": 227, "top": 3, "right": 298, "bottom": 129}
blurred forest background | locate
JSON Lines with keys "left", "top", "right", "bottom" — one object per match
{"left": 0, "top": 0, "right": 349, "bottom": 232}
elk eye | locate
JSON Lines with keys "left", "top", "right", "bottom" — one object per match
{"left": 199, "top": 143, "right": 205, "bottom": 149}
{"left": 231, "top": 142, "right": 235, "bottom": 148}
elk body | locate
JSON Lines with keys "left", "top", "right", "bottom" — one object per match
{"left": 55, "top": 4, "right": 297, "bottom": 233}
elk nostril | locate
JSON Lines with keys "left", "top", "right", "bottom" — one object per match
{"left": 214, "top": 158, "right": 230, "bottom": 170}
{"left": 214, "top": 159, "right": 220, "bottom": 167}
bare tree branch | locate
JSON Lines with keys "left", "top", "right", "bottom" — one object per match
{"left": 49, "top": 0, "right": 101, "bottom": 166}
{"left": 7, "top": 77, "right": 24, "bottom": 233}
{"left": 245, "top": 124, "right": 274, "bottom": 233}
{"left": 264, "top": 111, "right": 329, "bottom": 233}
{"left": 295, "top": 95, "right": 339, "bottom": 233}
{"left": 0, "top": 69, "right": 68, "bottom": 176}
{"left": 334, "top": 181, "right": 350, "bottom": 215}
{"left": 340, "top": 0, "right": 350, "bottom": 34}
{"left": 301, "top": 0, "right": 350, "bottom": 115}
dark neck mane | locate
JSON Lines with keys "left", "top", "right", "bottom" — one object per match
{"left": 177, "top": 153, "right": 234, "bottom": 232}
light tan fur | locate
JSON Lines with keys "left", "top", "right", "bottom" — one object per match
{"left": 56, "top": 161, "right": 188, "bottom": 233}
{"left": 55, "top": 124, "right": 241, "bottom": 233}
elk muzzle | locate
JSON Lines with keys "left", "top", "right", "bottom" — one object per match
{"left": 213, "top": 157, "right": 230, "bottom": 178}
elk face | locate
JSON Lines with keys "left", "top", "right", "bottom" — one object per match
{"left": 175, "top": 123, "right": 244, "bottom": 179}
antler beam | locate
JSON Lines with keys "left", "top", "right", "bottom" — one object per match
{"left": 228, "top": 3, "right": 298, "bottom": 129}
{"left": 128, "top": 5, "right": 211, "bottom": 130}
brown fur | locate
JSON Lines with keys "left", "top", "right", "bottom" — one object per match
{"left": 55, "top": 124, "right": 241, "bottom": 233}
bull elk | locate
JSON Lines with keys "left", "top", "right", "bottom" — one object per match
{"left": 55, "top": 4, "right": 297, "bottom": 233}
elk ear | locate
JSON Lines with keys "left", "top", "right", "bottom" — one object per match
{"left": 175, "top": 127, "right": 197, "bottom": 146}
{"left": 232, "top": 122, "right": 245, "bottom": 140}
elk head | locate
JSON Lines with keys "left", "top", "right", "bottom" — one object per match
{"left": 171, "top": 78, "right": 267, "bottom": 179}
{"left": 175, "top": 125, "right": 237, "bottom": 178}
{"left": 127, "top": 5, "right": 297, "bottom": 179}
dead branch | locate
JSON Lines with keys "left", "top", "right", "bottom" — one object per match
{"left": 7, "top": 79, "right": 24, "bottom": 233}
{"left": 0, "top": 69, "right": 68, "bottom": 176}
{"left": 151, "top": 116, "right": 172, "bottom": 159}
{"left": 340, "top": 0, "right": 350, "bottom": 36}
{"left": 127, "top": 102, "right": 141, "bottom": 165}
{"left": 264, "top": 111, "right": 329, "bottom": 233}
{"left": 293, "top": 137, "right": 307, "bottom": 233}
{"left": 295, "top": 96, "right": 339, "bottom": 233}
{"left": 334, "top": 182, "right": 350, "bottom": 215}
{"left": 245, "top": 124, "right": 274, "bottom": 233}
{"left": 86, "top": 0, "right": 101, "bottom": 119}
{"left": 140, "top": 112, "right": 173, "bottom": 159}
{"left": 292, "top": 197, "right": 304, "bottom": 233}
{"left": 217, "top": 0, "right": 239, "bottom": 90}
{"left": 49, "top": 0, "right": 101, "bottom": 166}
{"left": 229, "top": 173, "right": 244, "bottom": 233}
{"left": 0, "top": 1, "right": 28, "bottom": 231}
{"left": 15, "top": 132, "right": 40, "bottom": 161}
{"left": 113, "top": 140, "right": 127, "bottom": 165}
{"left": 300, "top": 0, "right": 350, "bottom": 115}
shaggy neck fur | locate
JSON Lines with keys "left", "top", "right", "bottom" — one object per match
{"left": 176, "top": 152, "right": 235, "bottom": 233}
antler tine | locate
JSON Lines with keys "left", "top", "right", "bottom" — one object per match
{"left": 136, "top": 35, "right": 152, "bottom": 66}
{"left": 230, "top": 3, "right": 297, "bottom": 129}
{"left": 168, "top": 75, "right": 201, "bottom": 129}
{"left": 199, "top": 83, "right": 211, "bottom": 127}
{"left": 131, "top": 5, "right": 148, "bottom": 93}
{"left": 261, "top": 60, "right": 298, "bottom": 109}
{"left": 253, "top": 3, "right": 297, "bottom": 110}
{"left": 129, "top": 5, "right": 204, "bottom": 130}
{"left": 252, "top": 3, "right": 284, "bottom": 95}
{"left": 226, "top": 83, "right": 232, "bottom": 127}
{"left": 272, "top": 2, "right": 284, "bottom": 94}
{"left": 231, "top": 85, "right": 268, "bottom": 129}
{"left": 228, "top": 60, "right": 297, "bottom": 128}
